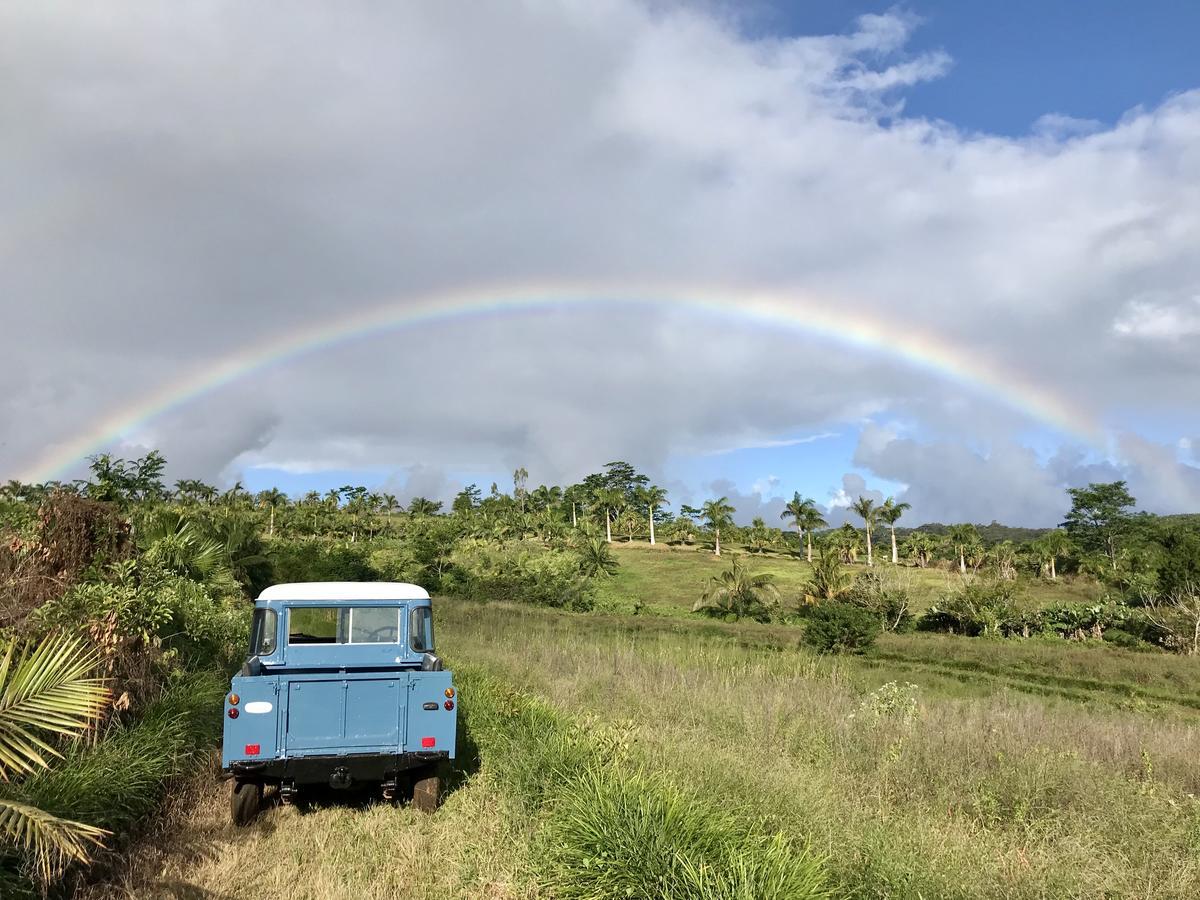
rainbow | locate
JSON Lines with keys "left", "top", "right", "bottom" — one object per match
{"left": 17, "top": 283, "right": 1104, "bottom": 483}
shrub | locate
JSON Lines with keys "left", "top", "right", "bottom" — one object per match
{"left": 801, "top": 603, "right": 881, "bottom": 654}
{"left": 844, "top": 571, "right": 913, "bottom": 632}
{"left": 692, "top": 556, "right": 778, "bottom": 623}
{"left": 267, "top": 539, "right": 375, "bottom": 583}
{"left": 804, "top": 551, "right": 853, "bottom": 603}
{"left": 917, "top": 580, "right": 1020, "bottom": 636}
{"left": 446, "top": 540, "right": 594, "bottom": 611}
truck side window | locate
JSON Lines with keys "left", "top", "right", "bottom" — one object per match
{"left": 410, "top": 606, "right": 434, "bottom": 653}
{"left": 249, "top": 608, "right": 278, "bottom": 656}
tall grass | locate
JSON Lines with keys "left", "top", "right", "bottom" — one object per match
{"left": 1, "top": 671, "right": 227, "bottom": 897}
{"left": 440, "top": 598, "right": 1200, "bottom": 898}
{"left": 458, "top": 668, "right": 830, "bottom": 900}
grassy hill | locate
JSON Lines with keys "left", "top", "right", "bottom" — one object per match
{"left": 592, "top": 540, "right": 1104, "bottom": 615}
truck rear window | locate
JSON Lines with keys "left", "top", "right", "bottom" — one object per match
{"left": 287, "top": 607, "right": 400, "bottom": 645}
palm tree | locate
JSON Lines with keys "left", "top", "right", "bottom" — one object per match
{"left": 692, "top": 556, "right": 778, "bottom": 622}
{"left": 805, "top": 549, "right": 853, "bottom": 602}
{"left": 1035, "top": 529, "right": 1072, "bottom": 580}
{"left": 381, "top": 493, "right": 400, "bottom": 516}
{"left": 904, "top": 532, "right": 938, "bottom": 568}
{"left": 878, "top": 497, "right": 912, "bottom": 565}
{"left": 701, "top": 497, "right": 735, "bottom": 557}
{"left": 640, "top": 485, "right": 669, "bottom": 546}
{"left": 850, "top": 497, "right": 878, "bottom": 566}
{"left": 780, "top": 494, "right": 825, "bottom": 562}
{"left": 255, "top": 488, "right": 288, "bottom": 537}
{"left": 946, "top": 523, "right": 980, "bottom": 575}
{"left": 594, "top": 487, "right": 624, "bottom": 543}
{"left": 578, "top": 537, "right": 619, "bottom": 578}
{"left": 563, "top": 484, "right": 588, "bottom": 528}
{"left": 747, "top": 517, "right": 772, "bottom": 553}
{"left": 0, "top": 634, "right": 111, "bottom": 881}
{"left": 832, "top": 523, "right": 863, "bottom": 563}
{"left": 780, "top": 493, "right": 807, "bottom": 554}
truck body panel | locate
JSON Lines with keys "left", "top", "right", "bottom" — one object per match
{"left": 221, "top": 582, "right": 455, "bottom": 790}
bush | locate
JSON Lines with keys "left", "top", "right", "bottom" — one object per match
{"left": 801, "top": 603, "right": 881, "bottom": 654}
{"left": 267, "top": 539, "right": 375, "bottom": 583}
{"left": 844, "top": 571, "right": 913, "bottom": 632}
{"left": 445, "top": 540, "right": 594, "bottom": 611}
{"left": 917, "top": 580, "right": 1020, "bottom": 636}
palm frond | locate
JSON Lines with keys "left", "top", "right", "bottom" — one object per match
{"left": 0, "top": 799, "right": 108, "bottom": 881}
{"left": 0, "top": 635, "right": 110, "bottom": 780}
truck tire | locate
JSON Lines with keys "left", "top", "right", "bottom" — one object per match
{"left": 412, "top": 768, "right": 440, "bottom": 813}
{"left": 231, "top": 780, "right": 262, "bottom": 826}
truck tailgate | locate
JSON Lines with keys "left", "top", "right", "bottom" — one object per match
{"left": 286, "top": 676, "right": 404, "bottom": 753}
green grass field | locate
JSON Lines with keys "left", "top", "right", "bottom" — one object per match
{"left": 595, "top": 540, "right": 1105, "bottom": 615}
{"left": 89, "top": 549, "right": 1200, "bottom": 899}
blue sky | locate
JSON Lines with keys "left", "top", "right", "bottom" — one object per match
{"left": 765, "top": 1, "right": 1200, "bottom": 134}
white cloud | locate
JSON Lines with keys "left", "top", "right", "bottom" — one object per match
{"left": 0, "top": 0, "right": 1196, "bottom": 523}
{"left": 1112, "top": 294, "right": 1200, "bottom": 339}
{"left": 701, "top": 432, "right": 839, "bottom": 456}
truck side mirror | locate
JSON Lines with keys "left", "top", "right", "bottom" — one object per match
{"left": 420, "top": 652, "right": 443, "bottom": 672}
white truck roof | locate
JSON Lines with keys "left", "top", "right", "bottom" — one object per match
{"left": 257, "top": 582, "right": 431, "bottom": 601}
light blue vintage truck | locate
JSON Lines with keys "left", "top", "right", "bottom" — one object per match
{"left": 221, "top": 582, "right": 457, "bottom": 825}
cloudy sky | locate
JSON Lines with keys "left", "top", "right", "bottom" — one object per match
{"left": 2, "top": 1, "right": 1198, "bottom": 526}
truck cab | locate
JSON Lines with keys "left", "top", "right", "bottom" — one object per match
{"left": 222, "top": 582, "right": 456, "bottom": 825}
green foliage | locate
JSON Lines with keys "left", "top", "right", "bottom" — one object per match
{"left": 268, "top": 538, "right": 375, "bottom": 583}
{"left": 544, "top": 766, "right": 828, "bottom": 899}
{"left": 77, "top": 452, "right": 167, "bottom": 505}
{"left": 918, "top": 580, "right": 1020, "bottom": 636}
{"left": 800, "top": 603, "right": 881, "bottom": 654}
{"left": 457, "top": 670, "right": 829, "bottom": 900}
{"left": 0, "top": 634, "right": 111, "bottom": 882}
{"left": 844, "top": 570, "right": 913, "bottom": 632}
{"left": 577, "top": 538, "right": 619, "bottom": 578}
{"left": 1061, "top": 481, "right": 1137, "bottom": 569}
{"left": 804, "top": 550, "right": 852, "bottom": 602}
{"left": 446, "top": 540, "right": 595, "bottom": 611}
{"left": 692, "top": 556, "right": 779, "bottom": 623}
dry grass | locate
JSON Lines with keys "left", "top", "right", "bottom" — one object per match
{"left": 82, "top": 759, "right": 537, "bottom": 900}
{"left": 440, "top": 598, "right": 1200, "bottom": 898}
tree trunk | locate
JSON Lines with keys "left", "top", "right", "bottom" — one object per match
{"left": 269, "top": 505, "right": 275, "bottom": 537}
{"left": 806, "top": 531, "right": 813, "bottom": 563}
{"left": 605, "top": 510, "right": 612, "bottom": 543}
{"left": 1049, "top": 556, "right": 1057, "bottom": 580}
{"left": 865, "top": 527, "right": 873, "bottom": 567}
{"left": 649, "top": 505, "right": 656, "bottom": 545}
{"left": 571, "top": 502, "right": 577, "bottom": 528}
{"left": 714, "top": 529, "right": 721, "bottom": 556}
{"left": 959, "top": 550, "right": 966, "bottom": 574}
{"left": 890, "top": 526, "right": 897, "bottom": 564}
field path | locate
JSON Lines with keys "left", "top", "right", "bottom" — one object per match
{"left": 82, "top": 758, "right": 534, "bottom": 900}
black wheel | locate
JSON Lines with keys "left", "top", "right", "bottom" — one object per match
{"left": 231, "top": 780, "right": 262, "bottom": 826}
{"left": 412, "top": 767, "right": 440, "bottom": 813}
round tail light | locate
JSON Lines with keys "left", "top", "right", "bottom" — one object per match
{"left": 444, "top": 700, "right": 455, "bottom": 711}
{"left": 228, "top": 708, "right": 239, "bottom": 719}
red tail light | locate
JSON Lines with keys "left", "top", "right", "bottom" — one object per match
{"left": 244, "top": 744, "right": 260, "bottom": 756}
{"left": 421, "top": 737, "right": 436, "bottom": 748}
{"left": 228, "top": 708, "right": 239, "bottom": 719}
{"left": 444, "top": 700, "right": 454, "bottom": 711}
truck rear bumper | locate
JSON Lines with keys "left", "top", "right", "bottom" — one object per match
{"left": 225, "top": 750, "right": 448, "bottom": 785}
